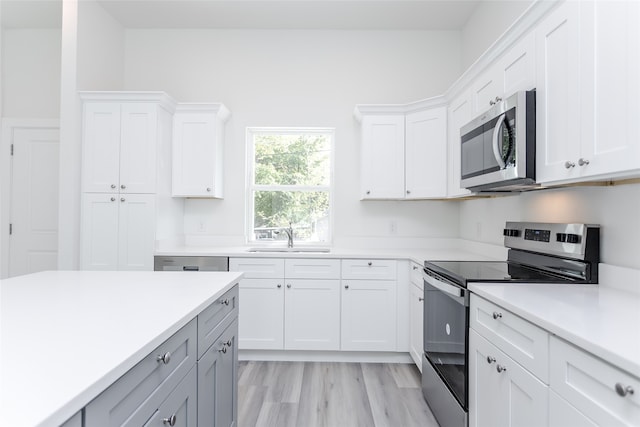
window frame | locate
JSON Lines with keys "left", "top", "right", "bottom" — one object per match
{"left": 245, "top": 127, "right": 335, "bottom": 246}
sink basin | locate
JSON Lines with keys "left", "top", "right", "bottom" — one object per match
{"left": 247, "top": 247, "right": 331, "bottom": 253}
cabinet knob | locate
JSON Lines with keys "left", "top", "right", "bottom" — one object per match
{"left": 564, "top": 161, "right": 576, "bottom": 169}
{"left": 489, "top": 100, "right": 496, "bottom": 106}
{"left": 206, "top": 187, "right": 212, "bottom": 192}
{"left": 120, "top": 197, "right": 125, "bottom": 202}
{"left": 224, "top": 339, "right": 232, "bottom": 347}
{"left": 345, "top": 285, "right": 349, "bottom": 289}
{"left": 218, "top": 346, "right": 227, "bottom": 354}
{"left": 110, "top": 197, "right": 116, "bottom": 202}
{"left": 495, "top": 96, "right": 502, "bottom": 103}
{"left": 578, "top": 158, "right": 590, "bottom": 166}
{"left": 487, "top": 356, "right": 496, "bottom": 364}
{"left": 367, "top": 262, "right": 372, "bottom": 266}
{"left": 277, "top": 284, "right": 282, "bottom": 288}
{"left": 156, "top": 352, "right": 171, "bottom": 364}
{"left": 615, "top": 383, "right": 634, "bottom": 397}
{"left": 492, "top": 312, "right": 503, "bottom": 320}
{"left": 418, "top": 297, "right": 424, "bottom": 302}
{"left": 366, "top": 190, "right": 371, "bottom": 195}
{"left": 121, "top": 184, "right": 126, "bottom": 189}
{"left": 220, "top": 298, "right": 230, "bottom": 306}
{"left": 413, "top": 265, "right": 418, "bottom": 270}
{"left": 406, "top": 190, "right": 411, "bottom": 194}
{"left": 162, "top": 414, "right": 177, "bottom": 426}
{"left": 110, "top": 184, "right": 116, "bottom": 189}
{"left": 496, "top": 364, "right": 507, "bottom": 373}
{"left": 287, "top": 284, "right": 292, "bottom": 289}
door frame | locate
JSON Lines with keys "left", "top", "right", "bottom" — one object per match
{"left": 1, "top": 118, "right": 60, "bottom": 278}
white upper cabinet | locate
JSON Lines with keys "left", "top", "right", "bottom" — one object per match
{"left": 172, "top": 104, "right": 230, "bottom": 198}
{"left": 357, "top": 103, "right": 447, "bottom": 200}
{"left": 82, "top": 100, "right": 160, "bottom": 194}
{"left": 537, "top": 0, "right": 640, "bottom": 184}
{"left": 447, "top": 90, "right": 473, "bottom": 198}
{"left": 360, "top": 114, "right": 406, "bottom": 199}
{"left": 405, "top": 107, "right": 447, "bottom": 198}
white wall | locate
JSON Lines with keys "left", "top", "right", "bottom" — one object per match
{"left": 123, "top": 29, "right": 463, "bottom": 244}
{"left": 461, "top": 0, "right": 533, "bottom": 69}
{"left": 1, "top": 29, "right": 61, "bottom": 118}
{"left": 459, "top": 183, "right": 640, "bottom": 269}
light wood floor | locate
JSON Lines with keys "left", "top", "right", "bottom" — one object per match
{"left": 238, "top": 361, "right": 439, "bottom": 427}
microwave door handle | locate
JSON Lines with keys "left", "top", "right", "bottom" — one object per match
{"left": 492, "top": 113, "right": 507, "bottom": 169}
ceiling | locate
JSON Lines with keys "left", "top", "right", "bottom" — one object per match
{"left": 1, "top": 0, "right": 483, "bottom": 30}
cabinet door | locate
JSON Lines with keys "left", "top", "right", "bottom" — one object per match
{"left": 172, "top": 112, "right": 219, "bottom": 198}
{"left": 119, "top": 103, "right": 158, "bottom": 194}
{"left": 284, "top": 279, "right": 340, "bottom": 351}
{"left": 471, "top": 64, "right": 501, "bottom": 116}
{"left": 360, "top": 115, "right": 405, "bottom": 199}
{"left": 535, "top": 1, "right": 582, "bottom": 184}
{"left": 145, "top": 367, "right": 198, "bottom": 427}
{"left": 579, "top": 1, "right": 640, "bottom": 178}
{"left": 408, "top": 280, "right": 424, "bottom": 369}
{"left": 499, "top": 32, "right": 536, "bottom": 98}
{"left": 447, "top": 91, "right": 473, "bottom": 197}
{"left": 341, "top": 280, "right": 397, "bottom": 351}
{"left": 80, "top": 193, "right": 119, "bottom": 270}
{"left": 238, "top": 279, "right": 284, "bottom": 349}
{"left": 405, "top": 107, "right": 447, "bottom": 199}
{"left": 198, "top": 319, "right": 238, "bottom": 427}
{"left": 470, "top": 330, "right": 549, "bottom": 427}
{"left": 82, "top": 102, "right": 121, "bottom": 193}
{"left": 118, "top": 194, "right": 156, "bottom": 271}
{"left": 549, "top": 390, "right": 597, "bottom": 427}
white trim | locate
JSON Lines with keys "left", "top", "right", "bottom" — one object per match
{"left": 78, "top": 91, "right": 178, "bottom": 113}
{"left": 1, "top": 118, "right": 60, "bottom": 279}
{"left": 239, "top": 349, "right": 413, "bottom": 364}
{"left": 245, "top": 127, "right": 335, "bottom": 245}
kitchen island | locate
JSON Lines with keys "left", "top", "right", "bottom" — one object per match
{"left": 0, "top": 270, "right": 242, "bottom": 427}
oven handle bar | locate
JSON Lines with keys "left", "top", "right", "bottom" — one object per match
{"left": 423, "top": 270, "right": 464, "bottom": 298}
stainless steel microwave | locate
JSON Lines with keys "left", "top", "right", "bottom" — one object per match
{"left": 460, "top": 90, "right": 536, "bottom": 192}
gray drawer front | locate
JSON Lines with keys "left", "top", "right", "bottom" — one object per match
{"left": 198, "top": 285, "right": 239, "bottom": 358}
{"left": 85, "top": 319, "right": 197, "bottom": 426}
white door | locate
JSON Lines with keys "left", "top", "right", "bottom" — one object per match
{"left": 9, "top": 127, "right": 60, "bottom": 277}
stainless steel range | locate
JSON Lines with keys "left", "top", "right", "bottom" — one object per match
{"left": 421, "top": 222, "right": 600, "bottom": 427}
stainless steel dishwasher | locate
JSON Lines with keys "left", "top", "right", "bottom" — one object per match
{"left": 154, "top": 256, "right": 229, "bottom": 272}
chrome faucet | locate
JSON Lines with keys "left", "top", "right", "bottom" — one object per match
{"left": 282, "top": 223, "right": 294, "bottom": 248}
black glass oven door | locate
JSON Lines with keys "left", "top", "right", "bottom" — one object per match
{"left": 423, "top": 271, "right": 469, "bottom": 409}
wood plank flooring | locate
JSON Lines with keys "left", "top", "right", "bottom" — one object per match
{"left": 238, "top": 361, "right": 439, "bottom": 427}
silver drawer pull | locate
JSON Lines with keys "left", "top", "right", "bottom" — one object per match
{"left": 156, "top": 352, "right": 171, "bottom": 364}
{"left": 225, "top": 339, "right": 232, "bottom": 347}
{"left": 367, "top": 262, "right": 372, "bottom": 266}
{"left": 496, "top": 364, "right": 507, "bottom": 373}
{"left": 492, "top": 312, "right": 503, "bottom": 319}
{"left": 220, "top": 298, "right": 230, "bottom": 306}
{"left": 487, "top": 356, "right": 496, "bottom": 364}
{"left": 219, "top": 346, "right": 227, "bottom": 354}
{"left": 163, "top": 414, "right": 177, "bottom": 426}
{"left": 418, "top": 297, "right": 424, "bottom": 302}
{"left": 615, "top": 383, "right": 635, "bottom": 397}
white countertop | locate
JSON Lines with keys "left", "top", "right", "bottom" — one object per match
{"left": 0, "top": 270, "right": 243, "bottom": 427}
{"left": 469, "top": 282, "right": 640, "bottom": 378}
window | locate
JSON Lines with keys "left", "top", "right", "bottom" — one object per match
{"left": 247, "top": 128, "right": 333, "bottom": 244}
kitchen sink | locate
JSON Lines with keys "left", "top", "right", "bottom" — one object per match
{"left": 247, "top": 247, "right": 331, "bottom": 253}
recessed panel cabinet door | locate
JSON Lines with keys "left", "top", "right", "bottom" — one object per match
{"left": 80, "top": 193, "right": 119, "bottom": 270}
{"left": 118, "top": 194, "right": 156, "bottom": 271}
{"left": 237, "top": 279, "right": 284, "bottom": 349}
{"left": 82, "top": 102, "right": 121, "bottom": 193}
{"left": 448, "top": 91, "right": 472, "bottom": 197}
{"left": 119, "top": 103, "right": 158, "bottom": 194}
{"left": 405, "top": 107, "right": 447, "bottom": 199}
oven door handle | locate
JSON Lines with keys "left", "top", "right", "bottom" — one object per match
{"left": 492, "top": 113, "right": 507, "bottom": 169}
{"left": 423, "top": 272, "right": 464, "bottom": 298}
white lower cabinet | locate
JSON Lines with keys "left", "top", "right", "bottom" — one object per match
{"left": 81, "top": 193, "right": 156, "bottom": 270}
{"left": 469, "top": 329, "right": 549, "bottom": 427}
{"left": 408, "top": 262, "right": 423, "bottom": 369}
{"left": 550, "top": 336, "right": 640, "bottom": 427}
{"left": 341, "top": 259, "right": 397, "bottom": 351}
{"left": 236, "top": 278, "right": 284, "bottom": 349}
{"left": 549, "top": 390, "right": 597, "bottom": 427}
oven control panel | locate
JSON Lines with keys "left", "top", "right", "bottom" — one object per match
{"left": 503, "top": 222, "right": 599, "bottom": 261}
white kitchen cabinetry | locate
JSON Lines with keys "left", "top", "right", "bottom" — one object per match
{"left": 408, "top": 262, "right": 423, "bottom": 369}
{"left": 469, "top": 295, "right": 549, "bottom": 427}
{"left": 471, "top": 32, "right": 536, "bottom": 116}
{"left": 356, "top": 103, "right": 447, "bottom": 200}
{"left": 172, "top": 103, "right": 230, "bottom": 198}
{"left": 80, "top": 193, "right": 156, "bottom": 271}
{"left": 230, "top": 258, "right": 340, "bottom": 351}
{"left": 405, "top": 107, "right": 447, "bottom": 198}
{"left": 550, "top": 336, "right": 640, "bottom": 427}
{"left": 341, "top": 259, "right": 397, "bottom": 351}
{"left": 537, "top": 1, "right": 640, "bottom": 184}
{"left": 447, "top": 90, "right": 473, "bottom": 197}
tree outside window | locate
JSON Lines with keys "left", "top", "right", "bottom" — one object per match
{"left": 248, "top": 128, "right": 333, "bottom": 244}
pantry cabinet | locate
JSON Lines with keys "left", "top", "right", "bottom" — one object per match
{"left": 80, "top": 193, "right": 156, "bottom": 270}
{"left": 172, "top": 104, "right": 230, "bottom": 198}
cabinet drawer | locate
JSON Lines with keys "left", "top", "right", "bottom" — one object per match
{"left": 284, "top": 258, "right": 340, "bottom": 279}
{"left": 410, "top": 261, "right": 423, "bottom": 287}
{"left": 470, "top": 295, "right": 549, "bottom": 382}
{"left": 229, "top": 258, "right": 284, "bottom": 278}
{"left": 550, "top": 336, "right": 640, "bottom": 426}
{"left": 85, "top": 319, "right": 197, "bottom": 426}
{"left": 146, "top": 366, "right": 197, "bottom": 427}
{"left": 198, "top": 285, "right": 238, "bottom": 358}
{"left": 341, "top": 259, "right": 397, "bottom": 280}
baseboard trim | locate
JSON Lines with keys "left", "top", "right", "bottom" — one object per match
{"left": 239, "top": 349, "right": 414, "bottom": 364}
